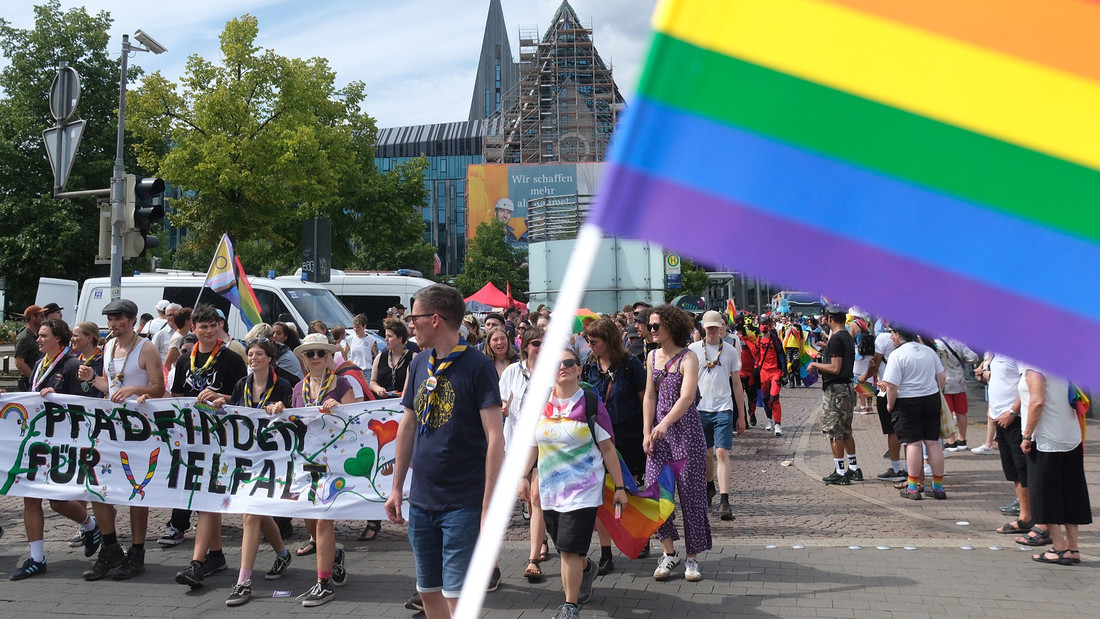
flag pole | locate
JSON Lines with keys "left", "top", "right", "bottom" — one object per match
{"left": 454, "top": 223, "right": 604, "bottom": 618}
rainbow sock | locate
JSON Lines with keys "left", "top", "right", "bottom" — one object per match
{"left": 932, "top": 476, "right": 944, "bottom": 492}
{"left": 907, "top": 476, "right": 920, "bottom": 493}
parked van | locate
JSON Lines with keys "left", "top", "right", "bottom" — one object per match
{"left": 284, "top": 269, "right": 433, "bottom": 329}
{"left": 43, "top": 271, "right": 354, "bottom": 339}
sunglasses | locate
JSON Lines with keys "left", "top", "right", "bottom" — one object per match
{"left": 247, "top": 337, "right": 270, "bottom": 346}
{"left": 529, "top": 340, "right": 543, "bottom": 348}
{"left": 559, "top": 358, "right": 578, "bottom": 369}
{"left": 303, "top": 350, "right": 328, "bottom": 359}
{"left": 648, "top": 323, "right": 661, "bottom": 331}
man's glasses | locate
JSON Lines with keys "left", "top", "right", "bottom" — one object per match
{"left": 408, "top": 313, "right": 440, "bottom": 322}
{"left": 648, "top": 323, "right": 661, "bottom": 332}
{"left": 303, "top": 350, "right": 328, "bottom": 359}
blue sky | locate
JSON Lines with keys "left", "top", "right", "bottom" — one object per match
{"left": 5, "top": 0, "right": 658, "bottom": 128}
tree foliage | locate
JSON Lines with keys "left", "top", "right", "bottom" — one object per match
{"left": 453, "top": 219, "right": 528, "bottom": 298}
{"left": 127, "top": 15, "right": 431, "bottom": 276}
{"left": 665, "top": 258, "right": 710, "bottom": 302}
{"left": 0, "top": 1, "right": 133, "bottom": 309}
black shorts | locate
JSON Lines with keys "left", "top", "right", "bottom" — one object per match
{"left": 891, "top": 393, "right": 941, "bottom": 443}
{"left": 995, "top": 416, "right": 1027, "bottom": 486}
{"left": 1027, "top": 444, "right": 1092, "bottom": 526}
{"left": 544, "top": 506, "right": 598, "bottom": 556}
{"left": 876, "top": 390, "right": 895, "bottom": 435}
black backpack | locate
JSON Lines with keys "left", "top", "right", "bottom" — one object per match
{"left": 857, "top": 330, "right": 875, "bottom": 357}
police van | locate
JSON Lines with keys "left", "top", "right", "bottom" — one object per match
{"left": 283, "top": 269, "right": 433, "bottom": 329}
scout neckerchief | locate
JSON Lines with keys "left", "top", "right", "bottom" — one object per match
{"left": 416, "top": 338, "right": 468, "bottom": 434}
{"left": 190, "top": 339, "right": 224, "bottom": 375}
{"left": 702, "top": 340, "right": 723, "bottom": 371}
{"left": 80, "top": 346, "right": 102, "bottom": 366}
{"left": 33, "top": 346, "right": 71, "bottom": 391}
{"left": 244, "top": 367, "right": 278, "bottom": 408}
{"left": 302, "top": 370, "right": 336, "bottom": 406}
{"left": 653, "top": 347, "right": 689, "bottom": 391}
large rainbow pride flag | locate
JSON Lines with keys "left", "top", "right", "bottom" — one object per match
{"left": 596, "top": 454, "right": 682, "bottom": 559}
{"left": 203, "top": 234, "right": 263, "bottom": 329}
{"left": 589, "top": 0, "right": 1100, "bottom": 388}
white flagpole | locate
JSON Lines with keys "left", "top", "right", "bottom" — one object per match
{"left": 454, "top": 223, "right": 604, "bottom": 618}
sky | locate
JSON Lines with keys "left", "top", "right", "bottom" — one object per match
{"left": 4, "top": 0, "right": 659, "bottom": 128}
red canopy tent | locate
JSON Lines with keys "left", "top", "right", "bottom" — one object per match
{"left": 465, "top": 282, "right": 525, "bottom": 309}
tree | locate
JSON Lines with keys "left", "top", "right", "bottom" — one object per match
{"left": 0, "top": 2, "right": 133, "bottom": 307}
{"left": 665, "top": 259, "right": 710, "bottom": 302}
{"left": 127, "top": 15, "right": 432, "bottom": 277}
{"left": 453, "top": 220, "right": 528, "bottom": 298}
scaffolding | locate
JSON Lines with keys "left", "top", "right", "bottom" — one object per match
{"left": 484, "top": 1, "right": 624, "bottom": 164}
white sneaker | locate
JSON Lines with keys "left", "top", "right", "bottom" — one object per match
{"left": 774, "top": 423, "right": 783, "bottom": 436}
{"left": 763, "top": 420, "right": 774, "bottom": 431}
{"left": 970, "top": 444, "right": 996, "bottom": 455}
{"left": 653, "top": 553, "right": 680, "bottom": 581}
{"left": 684, "top": 558, "right": 702, "bottom": 582}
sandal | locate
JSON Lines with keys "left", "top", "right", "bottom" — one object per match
{"left": 523, "top": 559, "right": 543, "bottom": 581}
{"left": 1015, "top": 526, "right": 1052, "bottom": 546}
{"left": 996, "top": 519, "right": 1033, "bottom": 534}
{"left": 296, "top": 539, "right": 317, "bottom": 556}
{"left": 539, "top": 538, "right": 549, "bottom": 562}
{"left": 358, "top": 520, "right": 382, "bottom": 542}
{"left": 1067, "top": 549, "right": 1082, "bottom": 564}
{"left": 1032, "top": 549, "right": 1073, "bottom": 565}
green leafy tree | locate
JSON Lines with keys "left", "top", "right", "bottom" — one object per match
{"left": 127, "top": 15, "right": 431, "bottom": 276}
{"left": 0, "top": 2, "right": 134, "bottom": 307}
{"left": 453, "top": 219, "right": 527, "bottom": 298}
{"left": 665, "top": 259, "right": 710, "bottom": 302}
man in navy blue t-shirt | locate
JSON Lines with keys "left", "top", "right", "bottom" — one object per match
{"left": 386, "top": 284, "right": 504, "bottom": 617}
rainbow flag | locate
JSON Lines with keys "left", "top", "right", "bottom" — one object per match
{"left": 587, "top": 0, "right": 1100, "bottom": 390}
{"left": 203, "top": 234, "right": 262, "bottom": 330}
{"left": 234, "top": 255, "right": 263, "bottom": 329}
{"left": 726, "top": 299, "right": 737, "bottom": 324}
{"left": 596, "top": 454, "right": 682, "bottom": 560}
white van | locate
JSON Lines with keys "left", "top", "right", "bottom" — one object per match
{"left": 45, "top": 271, "right": 354, "bottom": 339}
{"left": 283, "top": 269, "right": 433, "bottom": 329}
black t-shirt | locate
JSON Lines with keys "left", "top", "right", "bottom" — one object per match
{"left": 229, "top": 373, "right": 294, "bottom": 408}
{"left": 172, "top": 342, "right": 248, "bottom": 397}
{"left": 822, "top": 329, "right": 855, "bottom": 388}
{"left": 400, "top": 347, "right": 502, "bottom": 511}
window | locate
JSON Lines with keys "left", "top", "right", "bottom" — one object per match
{"left": 338, "top": 295, "right": 400, "bottom": 330}
{"left": 251, "top": 288, "right": 291, "bottom": 327}
{"left": 440, "top": 158, "right": 447, "bottom": 173}
{"left": 485, "top": 89, "right": 491, "bottom": 115}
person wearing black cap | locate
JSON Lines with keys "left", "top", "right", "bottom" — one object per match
{"left": 807, "top": 305, "right": 862, "bottom": 485}
{"left": 41, "top": 302, "right": 63, "bottom": 321}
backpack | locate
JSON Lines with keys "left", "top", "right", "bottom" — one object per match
{"left": 857, "top": 330, "right": 875, "bottom": 357}
{"left": 335, "top": 361, "right": 376, "bottom": 401}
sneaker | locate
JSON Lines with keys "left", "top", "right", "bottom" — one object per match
{"left": 1000, "top": 498, "right": 1020, "bottom": 515}
{"left": 158, "top": 524, "right": 185, "bottom": 546}
{"left": 684, "top": 557, "right": 702, "bottom": 582}
{"left": 944, "top": 440, "right": 968, "bottom": 452}
{"left": 175, "top": 560, "right": 204, "bottom": 588}
{"left": 301, "top": 580, "right": 335, "bottom": 607}
{"left": 404, "top": 592, "right": 424, "bottom": 611}
{"left": 226, "top": 582, "right": 252, "bottom": 607}
{"left": 112, "top": 546, "right": 145, "bottom": 580}
{"left": 9, "top": 558, "right": 47, "bottom": 581}
{"left": 486, "top": 565, "right": 501, "bottom": 592}
{"left": 83, "top": 542, "right": 124, "bottom": 581}
{"left": 202, "top": 552, "right": 228, "bottom": 577}
{"left": 598, "top": 554, "right": 615, "bottom": 575}
{"left": 749, "top": 413, "right": 757, "bottom": 427}
{"left": 332, "top": 548, "right": 347, "bottom": 587}
{"left": 653, "top": 553, "right": 680, "bottom": 581}
{"left": 822, "top": 471, "right": 850, "bottom": 485}
{"left": 877, "top": 468, "right": 906, "bottom": 482}
{"left": 970, "top": 444, "right": 996, "bottom": 455}
{"left": 718, "top": 501, "right": 734, "bottom": 521}
{"left": 554, "top": 603, "right": 581, "bottom": 619}
{"left": 637, "top": 545, "right": 651, "bottom": 560}
{"left": 763, "top": 420, "right": 773, "bottom": 431}
{"left": 578, "top": 558, "right": 597, "bottom": 603}
{"left": 899, "top": 487, "right": 923, "bottom": 501}
{"left": 845, "top": 468, "right": 864, "bottom": 482}
{"left": 265, "top": 552, "right": 292, "bottom": 580}
{"left": 926, "top": 488, "right": 947, "bottom": 500}
{"left": 520, "top": 499, "right": 531, "bottom": 521}
{"left": 83, "top": 526, "right": 102, "bottom": 557}
{"left": 773, "top": 423, "right": 783, "bottom": 436}
{"left": 68, "top": 527, "right": 85, "bottom": 547}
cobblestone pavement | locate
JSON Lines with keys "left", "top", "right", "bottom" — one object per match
{"left": 1, "top": 383, "right": 1097, "bottom": 617}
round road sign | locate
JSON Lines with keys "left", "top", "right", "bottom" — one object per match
{"left": 49, "top": 65, "right": 81, "bottom": 122}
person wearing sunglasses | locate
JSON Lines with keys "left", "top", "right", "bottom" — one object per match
{"left": 519, "top": 349, "right": 629, "bottom": 619}
{"left": 643, "top": 305, "right": 712, "bottom": 583}
{"left": 213, "top": 337, "right": 295, "bottom": 607}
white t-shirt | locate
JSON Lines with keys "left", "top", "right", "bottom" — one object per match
{"left": 873, "top": 332, "right": 896, "bottom": 381}
{"left": 142, "top": 317, "right": 168, "bottom": 336}
{"left": 1017, "top": 364, "right": 1080, "bottom": 453}
{"left": 499, "top": 360, "right": 532, "bottom": 452}
{"left": 151, "top": 325, "right": 175, "bottom": 361}
{"left": 986, "top": 353, "right": 1019, "bottom": 420}
{"left": 881, "top": 341, "right": 943, "bottom": 398}
{"left": 689, "top": 339, "right": 740, "bottom": 412}
{"left": 345, "top": 332, "right": 373, "bottom": 370}
{"left": 535, "top": 389, "right": 611, "bottom": 512}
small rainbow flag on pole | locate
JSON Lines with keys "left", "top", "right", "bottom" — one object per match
{"left": 588, "top": 0, "right": 1100, "bottom": 390}
{"left": 203, "top": 234, "right": 262, "bottom": 330}
{"left": 596, "top": 454, "right": 682, "bottom": 559}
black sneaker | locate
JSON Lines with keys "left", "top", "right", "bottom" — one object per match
{"left": 202, "top": 552, "right": 228, "bottom": 577}
{"left": 10, "top": 558, "right": 46, "bottom": 581}
{"left": 83, "top": 526, "right": 102, "bottom": 557}
{"left": 265, "top": 552, "right": 291, "bottom": 580}
{"left": 822, "top": 471, "right": 851, "bottom": 485}
{"left": 301, "top": 581, "right": 335, "bottom": 607}
{"left": 113, "top": 546, "right": 146, "bottom": 580}
{"left": 637, "top": 545, "right": 650, "bottom": 560}
{"left": 718, "top": 501, "right": 734, "bottom": 521}
{"left": 226, "top": 582, "right": 252, "bottom": 607}
{"left": 175, "top": 560, "right": 205, "bottom": 588}
{"left": 598, "top": 554, "right": 615, "bottom": 575}
{"left": 83, "top": 543, "right": 124, "bottom": 581}
{"left": 578, "top": 558, "right": 597, "bottom": 604}
{"left": 331, "top": 548, "right": 347, "bottom": 587}
{"left": 158, "top": 525, "right": 186, "bottom": 546}
{"left": 749, "top": 413, "right": 757, "bottom": 427}
{"left": 404, "top": 592, "right": 424, "bottom": 611}
{"left": 876, "top": 468, "right": 905, "bottom": 482}
{"left": 1000, "top": 498, "right": 1020, "bottom": 515}
{"left": 486, "top": 566, "right": 502, "bottom": 592}
{"left": 845, "top": 468, "right": 864, "bottom": 482}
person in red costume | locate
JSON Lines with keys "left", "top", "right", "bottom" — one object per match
{"left": 754, "top": 315, "right": 787, "bottom": 436}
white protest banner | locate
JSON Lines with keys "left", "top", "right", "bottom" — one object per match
{"left": 0, "top": 393, "right": 408, "bottom": 519}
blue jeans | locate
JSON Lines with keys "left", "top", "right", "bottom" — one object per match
{"left": 407, "top": 505, "right": 482, "bottom": 597}
{"left": 699, "top": 409, "right": 734, "bottom": 450}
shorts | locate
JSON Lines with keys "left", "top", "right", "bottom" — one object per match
{"left": 944, "top": 392, "right": 969, "bottom": 415}
{"left": 891, "top": 393, "right": 941, "bottom": 444}
{"left": 544, "top": 506, "right": 598, "bottom": 555}
{"left": 699, "top": 409, "right": 734, "bottom": 450}
{"left": 408, "top": 505, "right": 482, "bottom": 598}
{"left": 820, "top": 384, "right": 855, "bottom": 440}
{"left": 994, "top": 416, "right": 1027, "bottom": 486}
{"left": 876, "top": 392, "right": 895, "bottom": 435}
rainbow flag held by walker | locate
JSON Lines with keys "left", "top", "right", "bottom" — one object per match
{"left": 587, "top": 0, "right": 1100, "bottom": 391}
{"left": 203, "top": 234, "right": 263, "bottom": 330}
{"left": 596, "top": 453, "right": 683, "bottom": 559}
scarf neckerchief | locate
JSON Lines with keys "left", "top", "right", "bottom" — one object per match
{"left": 33, "top": 346, "right": 71, "bottom": 391}
{"left": 80, "top": 346, "right": 102, "bottom": 366}
{"left": 303, "top": 369, "right": 336, "bottom": 406}
{"left": 244, "top": 367, "right": 278, "bottom": 408}
{"left": 416, "top": 338, "right": 468, "bottom": 434}
{"left": 702, "top": 340, "right": 723, "bottom": 370}
{"left": 190, "top": 339, "right": 224, "bottom": 375}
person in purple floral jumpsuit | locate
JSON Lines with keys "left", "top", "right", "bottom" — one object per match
{"left": 643, "top": 305, "right": 713, "bottom": 583}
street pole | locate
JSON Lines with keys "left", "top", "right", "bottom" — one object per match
{"left": 109, "top": 35, "right": 131, "bottom": 301}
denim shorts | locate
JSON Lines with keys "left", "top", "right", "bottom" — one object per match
{"left": 699, "top": 409, "right": 734, "bottom": 450}
{"left": 408, "top": 505, "right": 482, "bottom": 597}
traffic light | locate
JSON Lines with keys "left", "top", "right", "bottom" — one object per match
{"left": 122, "top": 173, "right": 165, "bottom": 258}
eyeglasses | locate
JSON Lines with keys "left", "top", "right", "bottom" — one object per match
{"left": 303, "top": 350, "right": 328, "bottom": 359}
{"left": 559, "top": 358, "right": 578, "bottom": 369}
{"left": 529, "top": 340, "right": 543, "bottom": 348}
{"left": 407, "top": 313, "right": 439, "bottom": 322}
{"left": 648, "top": 323, "right": 661, "bottom": 331}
